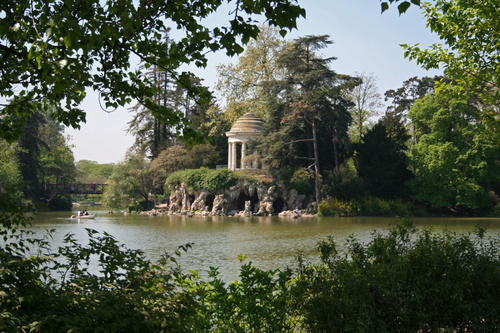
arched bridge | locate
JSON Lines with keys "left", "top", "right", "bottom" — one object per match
{"left": 44, "top": 183, "right": 107, "bottom": 195}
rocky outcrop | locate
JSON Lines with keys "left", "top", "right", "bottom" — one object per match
{"left": 168, "top": 184, "right": 183, "bottom": 213}
{"left": 191, "top": 191, "right": 211, "bottom": 211}
{"left": 211, "top": 194, "right": 226, "bottom": 216}
{"left": 255, "top": 186, "right": 278, "bottom": 216}
{"left": 147, "top": 181, "right": 313, "bottom": 217}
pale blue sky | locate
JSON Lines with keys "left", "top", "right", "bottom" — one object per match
{"left": 65, "top": 0, "right": 441, "bottom": 164}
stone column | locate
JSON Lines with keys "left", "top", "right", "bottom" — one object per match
{"left": 231, "top": 141, "right": 237, "bottom": 170}
{"left": 241, "top": 142, "right": 246, "bottom": 169}
{"left": 228, "top": 142, "right": 232, "bottom": 169}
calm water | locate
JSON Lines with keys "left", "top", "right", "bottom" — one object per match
{"left": 29, "top": 210, "right": 500, "bottom": 281}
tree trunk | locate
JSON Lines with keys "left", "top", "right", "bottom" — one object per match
{"left": 331, "top": 125, "right": 339, "bottom": 169}
{"left": 311, "top": 117, "right": 321, "bottom": 206}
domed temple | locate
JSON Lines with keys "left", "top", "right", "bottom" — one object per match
{"left": 225, "top": 112, "right": 263, "bottom": 171}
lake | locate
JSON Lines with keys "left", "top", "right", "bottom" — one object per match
{"left": 30, "top": 210, "right": 500, "bottom": 282}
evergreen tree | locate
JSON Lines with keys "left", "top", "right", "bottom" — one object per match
{"left": 355, "top": 119, "right": 412, "bottom": 199}
{"left": 259, "top": 35, "right": 357, "bottom": 204}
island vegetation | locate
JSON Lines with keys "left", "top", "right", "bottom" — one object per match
{"left": 1, "top": 0, "right": 499, "bottom": 331}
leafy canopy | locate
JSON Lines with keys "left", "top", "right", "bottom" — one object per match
{"left": 0, "top": 0, "right": 305, "bottom": 141}
{"left": 409, "top": 90, "right": 499, "bottom": 210}
{"left": 401, "top": 0, "right": 499, "bottom": 108}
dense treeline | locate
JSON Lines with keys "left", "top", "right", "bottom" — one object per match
{"left": 104, "top": 26, "right": 499, "bottom": 216}
{"left": 0, "top": 109, "right": 76, "bottom": 210}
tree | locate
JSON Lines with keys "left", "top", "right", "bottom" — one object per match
{"left": 383, "top": 0, "right": 499, "bottom": 144}
{"left": 128, "top": 65, "right": 209, "bottom": 158}
{"left": 76, "top": 160, "right": 115, "bottom": 184}
{"left": 196, "top": 104, "right": 233, "bottom": 161}
{"left": 384, "top": 76, "right": 438, "bottom": 120}
{"left": 0, "top": 140, "right": 21, "bottom": 195}
{"left": 259, "top": 35, "right": 357, "bottom": 204}
{"left": 0, "top": 0, "right": 305, "bottom": 142}
{"left": 16, "top": 111, "right": 45, "bottom": 201}
{"left": 348, "top": 72, "right": 382, "bottom": 142}
{"left": 104, "top": 151, "right": 153, "bottom": 210}
{"left": 408, "top": 91, "right": 499, "bottom": 210}
{"left": 401, "top": 0, "right": 498, "bottom": 105}
{"left": 384, "top": 76, "right": 439, "bottom": 146}
{"left": 216, "top": 26, "right": 288, "bottom": 123}
{"left": 354, "top": 119, "right": 412, "bottom": 199}
{"left": 379, "top": 0, "right": 423, "bottom": 14}
{"left": 127, "top": 62, "right": 177, "bottom": 159}
{"left": 38, "top": 120, "right": 76, "bottom": 187}
{"left": 14, "top": 108, "right": 76, "bottom": 206}
{"left": 149, "top": 144, "right": 220, "bottom": 194}
{"left": 148, "top": 145, "right": 193, "bottom": 194}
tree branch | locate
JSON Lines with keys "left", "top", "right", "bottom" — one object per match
{"left": 285, "top": 138, "right": 314, "bottom": 144}
{"left": 292, "top": 155, "right": 315, "bottom": 161}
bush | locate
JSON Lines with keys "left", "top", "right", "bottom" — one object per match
{"left": 318, "top": 198, "right": 360, "bottom": 217}
{"left": 360, "top": 196, "right": 392, "bottom": 216}
{"left": 292, "top": 222, "right": 500, "bottom": 332}
{"left": 318, "top": 197, "right": 415, "bottom": 217}
{"left": 360, "top": 197, "right": 414, "bottom": 216}
{"left": 165, "top": 168, "right": 252, "bottom": 194}
{"left": 0, "top": 226, "right": 296, "bottom": 332}
{"left": 492, "top": 204, "right": 500, "bottom": 217}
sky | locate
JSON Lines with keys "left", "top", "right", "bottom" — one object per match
{"left": 64, "top": 0, "right": 442, "bottom": 164}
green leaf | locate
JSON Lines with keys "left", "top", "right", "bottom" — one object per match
{"left": 381, "top": 2, "right": 389, "bottom": 13}
{"left": 63, "top": 36, "right": 71, "bottom": 48}
{"left": 35, "top": 56, "right": 42, "bottom": 69}
{"left": 398, "top": 1, "right": 411, "bottom": 14}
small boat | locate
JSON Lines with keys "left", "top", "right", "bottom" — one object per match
{"left": 70, "top": 214, "right": 96, "bottom": 219}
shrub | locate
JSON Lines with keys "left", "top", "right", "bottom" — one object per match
{"left": 492, "top": 204, "right": 500, "bottom": 217}
{"left": 360, "top": 197, "right": 414, "bottom": 216}
{"left": 165, "top": 168, "right": 252, "bottom": 194}
{"left": 318, "top": 198, "right": 360, "bottom": 217}
{"left": 360, "top": 196, "right": 392, "bottom": 216}
{"left": 0, "top": 225, "right": 295, "bottom": 332}
{"left": 292, "top": 222, "right": 500, "bottom": 332}
{"left": 318, "top": 197, "right": 415, "bottom": 217}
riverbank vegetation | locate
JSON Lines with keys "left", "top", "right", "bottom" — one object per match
{"left": 1, "top": 213, "right": 498, "bottom": 331}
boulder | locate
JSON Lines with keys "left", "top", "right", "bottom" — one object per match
{"left": 191, "top": 191, "right": 210, "bottom": 211}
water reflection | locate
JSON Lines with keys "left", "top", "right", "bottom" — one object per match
{"left": 28, "top": 212, "right": 500, "bottom": 282}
